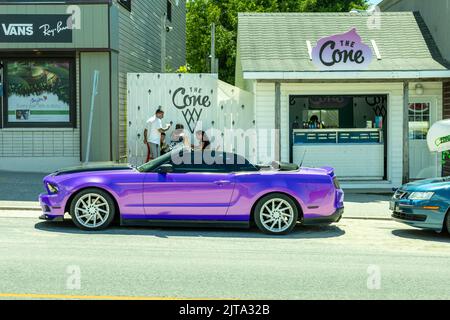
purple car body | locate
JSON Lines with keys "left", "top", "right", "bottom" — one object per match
{"left": 39, "top": 151, "right": 344, "bottom": 233}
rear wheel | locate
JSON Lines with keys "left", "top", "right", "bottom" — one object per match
{"left": 254, "top": 193, "right": 298, "bottom": 235}
{"left": 70, "top": 189, "right": 115, "bottom": 231}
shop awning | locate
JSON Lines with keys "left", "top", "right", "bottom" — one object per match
{"left": 428, "top": 120, "right": 450, "bottom": 153}
{"left": 236, "top": 12, "right": 450, "bottom": 80}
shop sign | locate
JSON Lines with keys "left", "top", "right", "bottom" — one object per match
{"left": 0, "top": 14, "right": 73, "bottom": 43}
{"left": 312, "top": 28, "right": 373, "bottom": 70}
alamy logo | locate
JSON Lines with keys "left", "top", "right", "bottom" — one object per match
{"left": 1, "top": 23, "right": 33, "bottom": 36}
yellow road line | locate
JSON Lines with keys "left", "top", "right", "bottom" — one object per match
{"left": 0, "top": 293, "right": 227, "bottom": 300}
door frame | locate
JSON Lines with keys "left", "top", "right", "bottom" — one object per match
{"left": 408, "top": 96, "right": 441, "bottom": 179}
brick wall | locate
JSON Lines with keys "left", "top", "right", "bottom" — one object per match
{"left": 444, "top": 81, "right": 450, "bottom": 176}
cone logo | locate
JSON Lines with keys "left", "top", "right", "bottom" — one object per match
{"left": 172, "top": 87, "right": 212, "bottom": 133}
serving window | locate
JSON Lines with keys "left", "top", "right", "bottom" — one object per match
{"left": 1, "top": 57, "right": 76, "bottom": 128}
{"left": 289, "top": 94, "right": 388, "bottom": 180}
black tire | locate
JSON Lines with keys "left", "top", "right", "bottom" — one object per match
{"left": 254, "top": 193, "right": 299, "bottom": 235}
{"left": 69, "top": 188, "right": 116, "bottom": 231}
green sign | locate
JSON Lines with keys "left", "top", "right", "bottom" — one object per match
{"left": 435, "top": 135, "right": 450, "bottom": 147}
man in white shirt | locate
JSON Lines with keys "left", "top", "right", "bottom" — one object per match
{"left": 144, "top": 109, "right": 171, "bottom": 160}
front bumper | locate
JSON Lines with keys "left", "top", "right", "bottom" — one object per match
{"left": 39, "top": 193, "right": 66, "bottom": 221}
{"left": 390, "top": 200, "right": 445, "bottom": 231}
{"left": 303, "top": 207, "right": 344, "bottom": 225}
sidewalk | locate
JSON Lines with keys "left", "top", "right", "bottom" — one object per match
{"left": 0, "top": 170, "right": 394, "bottom": 220}
{"left": 0, "top": 171, "right": 48, "bottom": 211}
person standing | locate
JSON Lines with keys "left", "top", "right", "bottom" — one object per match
{"left": 144, "top": 109, "right": 171, "bottom": 161}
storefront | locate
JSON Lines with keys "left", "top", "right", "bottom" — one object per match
{"left": 0, "top": 0, "right": 186, "bottom": 172}
{"left": 235, "top": 12, "right": 450, "bottom": 189}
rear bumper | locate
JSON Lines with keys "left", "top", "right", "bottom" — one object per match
{"left": 303, "top": 207, "right": 344, "bottom": 225}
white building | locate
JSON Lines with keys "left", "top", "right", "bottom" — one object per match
{"left": 234, "top": 12, "right": 450, "bottom": 190}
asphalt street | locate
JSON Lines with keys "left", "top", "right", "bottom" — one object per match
{"left": 1, "top": 210, "right": 450, "bottom": 300}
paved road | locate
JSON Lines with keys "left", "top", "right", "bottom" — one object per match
{"left": 1, "top": 211, "right": 450, "bottom": 300}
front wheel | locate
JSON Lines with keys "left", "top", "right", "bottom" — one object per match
{"left": 70, "top": 189, "right": 115, "bottom": 231}
{"left": 254, "top": 193, "right": 299, "bottom": 235}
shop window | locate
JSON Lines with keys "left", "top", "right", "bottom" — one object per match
{"left": 2, "top": 58, "right": 76, "bottom": 128}
{"left": 167, "top": 0, "right": 173, "bottom": 22}
{"left": 408, "top": 103, "right": 430, "bottom": 140}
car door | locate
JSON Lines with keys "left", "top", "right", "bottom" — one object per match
{"left": 143, "top": 151, "right": 236, "bottom": 220}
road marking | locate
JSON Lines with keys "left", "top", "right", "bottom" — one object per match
{"left": 0, "top": 293, "right": 232, "bottom": 300}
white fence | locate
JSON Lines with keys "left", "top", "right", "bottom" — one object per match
{"left": 127, "top": 73, "right": 255, "bottom": 166}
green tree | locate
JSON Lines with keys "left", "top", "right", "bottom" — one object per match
{"left": 186, "top": 0, "right": 369, "bottom": 84}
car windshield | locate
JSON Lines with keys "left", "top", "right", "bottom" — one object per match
{"left": 136, "top": 151, "right": 175, "bottom": 173}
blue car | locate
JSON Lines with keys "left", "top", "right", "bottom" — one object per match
{"left": 390, "top": 177, "right": 450, "bottom": 233}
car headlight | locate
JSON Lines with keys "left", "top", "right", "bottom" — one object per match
{"left": 46, "top": 182, "right": 59, "bottom": 194}
{"left": 408, "top": 192, "right": 434, "bottom": 200}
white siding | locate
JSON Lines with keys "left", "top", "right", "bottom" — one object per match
{"left": 254, "top": 82, "right": 276, "bottom": 164}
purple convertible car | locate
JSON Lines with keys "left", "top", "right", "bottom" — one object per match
{"left": 39, "top": 149, "right": 344, "bottom": 235}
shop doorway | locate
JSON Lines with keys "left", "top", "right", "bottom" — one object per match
{"left": 408, "top": 101, "right": 440, "bottom": 179}
{"left": 289, "top": 95, "right": 388, "bottom": 180}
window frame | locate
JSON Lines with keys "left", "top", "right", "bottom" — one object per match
{"left": 166, "top": 0, "right": 173, "bottom": 22}
{"left": 118, "top": 0, "right": 132, "bottom": 11}
{"left": 2, "top": 57, "right": 77, "bottom": 129}
{"left": 408, "top": 102, "right": 431, "bottom": 141}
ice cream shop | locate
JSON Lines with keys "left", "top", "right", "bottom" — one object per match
{"left": 235, "top": 12, "right": 450, "bottom": 190}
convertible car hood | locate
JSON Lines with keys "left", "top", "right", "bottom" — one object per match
{"left": 53, "top": 164, "right": 133, "bottom": 176}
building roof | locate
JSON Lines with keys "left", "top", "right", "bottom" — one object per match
{"left": 236, "top": 12, "right": 450, "bottom": 79}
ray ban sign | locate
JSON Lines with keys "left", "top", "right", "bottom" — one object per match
{"left": 0, "top": 14, "right": 73, "bottom": 43}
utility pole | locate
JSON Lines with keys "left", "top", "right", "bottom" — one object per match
{"left": 210, "top": 23, "right": 218, "bottom": 74}
{"left": 161, "top": 13, "right": 167, "bottom": 72}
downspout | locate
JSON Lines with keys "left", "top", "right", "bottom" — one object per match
{"left": 275, "top": 82, "right": 281, "bottom": 162}
{"left": 402, "top": 81, "right": 410, "bottom": 184}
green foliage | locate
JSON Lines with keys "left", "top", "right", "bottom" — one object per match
{"left": 7, "top": 61, "right": 71, "bottom": 105}
{"left": 186, "top": 0, "right": 369, "bottom": 84}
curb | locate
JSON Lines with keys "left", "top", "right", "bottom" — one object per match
{"left": 0, "top": 208, "right": 41, "bottom": 212}
{"left": 0, "top": 206, "right": 41, "bottom": 212}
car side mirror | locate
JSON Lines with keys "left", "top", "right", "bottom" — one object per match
{"left": 158, "top": 164, "right": 173, "bottom": 174}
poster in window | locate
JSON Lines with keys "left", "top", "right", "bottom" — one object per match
{"left": 6, "top": 60, "right": 72, "bottom": 123}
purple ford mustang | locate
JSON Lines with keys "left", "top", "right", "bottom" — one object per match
{"left": 39, "top": 149, "right": 344, "bottom": 235}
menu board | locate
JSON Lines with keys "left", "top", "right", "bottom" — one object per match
{"left": 294, "top": 130, "right": 381, "bottom": 144}
{"left": 338, "top": 131, "right": 380, "bottom": 144}
{"left": 294, "top": 132, "right": 337, "bottom": 144}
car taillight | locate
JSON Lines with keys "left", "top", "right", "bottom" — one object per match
{"left": 333, "top": 177, "right": 341, "bottom": 189}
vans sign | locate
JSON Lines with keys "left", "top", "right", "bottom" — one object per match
{"left": 0, "top": 14, "right": 72, "bottom": 43}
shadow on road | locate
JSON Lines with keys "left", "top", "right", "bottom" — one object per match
{"left": 34, "top": 219, "right": 345, "bottom": 240}
{"left": 392, "top": 229, "right": 450, "bottom": 243}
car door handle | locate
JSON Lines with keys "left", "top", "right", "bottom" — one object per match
{"left": 214, "top": 180, "right": 231, "bottom": 186}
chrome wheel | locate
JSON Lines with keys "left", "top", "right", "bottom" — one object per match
{"left": 259, "top": 198, "right": 295, "bottom": 233}
{"left": 74, "top": 193, "right": 110, "bottom": 229}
